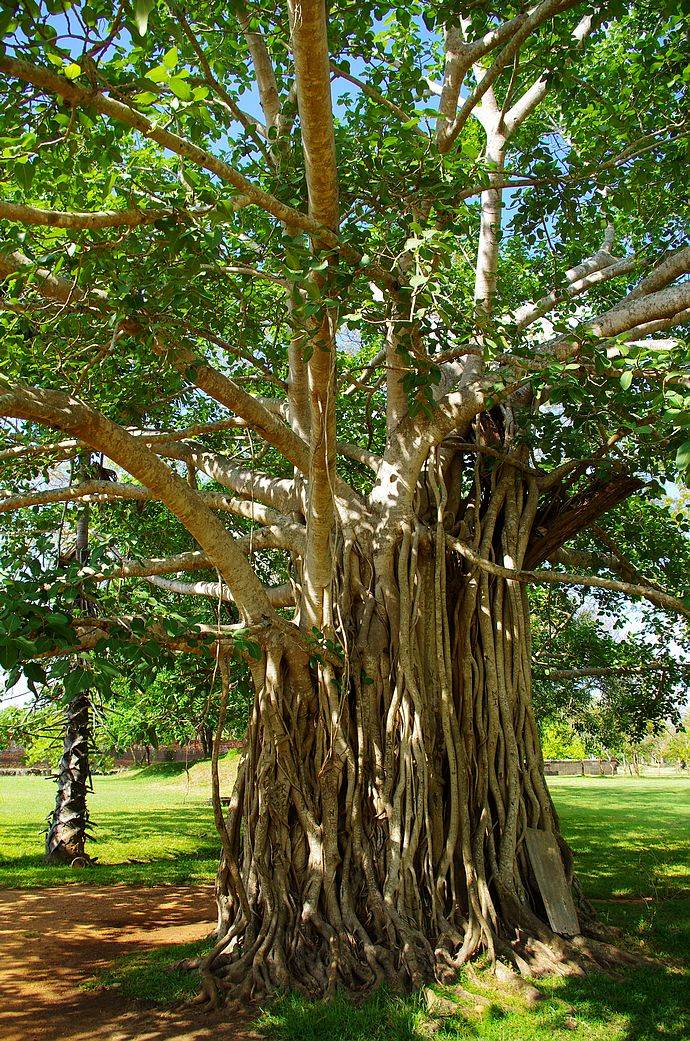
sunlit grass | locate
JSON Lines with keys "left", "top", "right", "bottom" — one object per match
{"left": 4, "top": 767, "right": 688, "bottom": 1039}
{"left": 0, "top": 754, "right": 238, "bottom": 887}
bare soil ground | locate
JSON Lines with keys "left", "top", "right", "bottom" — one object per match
{"left": 0, "top": 885, "right": 259, "bottom": 1041}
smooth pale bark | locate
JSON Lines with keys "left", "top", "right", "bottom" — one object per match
{"left": 236, "top": 2, "right": 282, "bottom": 133}
{"left": 0, "top": 384, "right": 276, "bottom": 625}
{"left": 0, "top": 480, "right": 287, "bottom": 525}
{"left": 144, "top": 574, "right": 295, "bottom": 608}
{"left": 0, "top": 199, "right": 199, "bottom": 228}
{"left": 438, "top": 0, "right": 580, "bottom": 153}
{"left": 288, "top": 0, "right": 340, "bottom": 629}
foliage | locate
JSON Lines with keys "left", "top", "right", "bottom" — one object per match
{"left": 539, "top": 721, "right": 587, "bottom": 761}
{"left": 0, "top": 0, "right": 689, "bottom": 997}
{"left": 0, "top": 702, "right": 61, "bottom": 764}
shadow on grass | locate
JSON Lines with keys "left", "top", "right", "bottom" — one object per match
{"left": 130, "top": 760, "right": 205, "bottom": 780}
{"left": 261, "top": 988, "right": 429, "bottom": 1041}
{"left": 92, "top": 950, "right": 689, "bottom": 1041}
{"left": 89, "top": 894, "right": 689, "bottom": 1041}
{"left": 551, "top": 780, "right": 690, "bottom": 901}
{"left": 0, "top": 806, "right": 221, "bottom": 888}
{"left": 85, "top": 937, "right": 213, "bottom": 1004}
{"left": 259, "top": 962, "right": 689, "bottom": 1041}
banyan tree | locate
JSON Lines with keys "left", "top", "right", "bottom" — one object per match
{"left": 0, "top": 0, "right": 689, "bottom": 1001}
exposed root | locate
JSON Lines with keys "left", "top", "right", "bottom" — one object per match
{"left": 200, "top": 451, "right": 650, "bottom": 1001}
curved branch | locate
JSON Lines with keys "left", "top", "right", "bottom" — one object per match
{"left": 144, "top": 573, "right": 294, "bottom": 608}
{"left": 624, "top": 246, "right": 690, "bottom": 303}
{"left": 438, "top": 0, "right": 579, "bottom": 153}
{"left": 156, "top": 443, "right": 301, "bottom": 514}
{"left": 0, "top": 418, "right": 246, "bottom": 464}
{"left": 0, "top": 55, "right": 333, "bottom": 244}
{"left": 330, "top": 62, "right": 420, "bottom": 129}
{"left": 0, "top": 382, "right": 278, "bottom": 625}
{"left": 592, "top": 281, "right": 690, "bottom": 340}
{"left": 0, "top": 248, "right": 312, "bottom": 472}
{"left": 512, "top": 255, "right": 639, "bottom": 331}
{"left": 436, "top": 12, "right": 537, "bottom": 145}
{"left": 236, "top": 1, "right": 282, "bottom": 133}
{"left": 0, "top": 479, "right": 287, "bottom": 526}
{"left": 0, "top": 199, "right": 222, "bottom": 229}
{"left": 447, "top": 535, "right": 690, "bottom": 619}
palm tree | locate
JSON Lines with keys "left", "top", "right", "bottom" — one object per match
{"left": 45, "top": 483, "right": 94, "bottom": 866}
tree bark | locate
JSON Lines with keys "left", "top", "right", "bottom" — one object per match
{"left": 45, "top": 689, "right": 92, "bottom": 865}
{"left": 206, "top": 453, "right": 608, "bottom": 1000}
{"left": 46, "top": 472, "right": 95, "bottom": 866}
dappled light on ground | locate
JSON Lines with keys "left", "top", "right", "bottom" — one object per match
{"left": 0, "top": 773, "right": 687, "bottom": 1041}
{"left": 0, "top": 757, "right": 239, "bottom": 888}
{"left": 0, "top": 885, "right": 257, "bottom": 1041}
{"left": 548, "top": 778, "right": 690, "bottom": 899}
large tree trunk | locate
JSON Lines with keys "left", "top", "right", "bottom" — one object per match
{"left": 205, "top": 457, "right": 618, "bottom": 1001}
{"left": 45, "top": 687, "right": 92, "bottom": 865}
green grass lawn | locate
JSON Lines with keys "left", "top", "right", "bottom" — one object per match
{"left": 1, "top": 768, "right": 688, "bottom": 1040}
{"left": 0, "top": 755, "right": 238, "bottom": 887}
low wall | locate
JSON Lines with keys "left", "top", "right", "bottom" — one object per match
{"left": 544, "top": 758, "right": 618, "bottom": 776}
{"left": 1, "top": 739, "right": 246, "bottom": 772}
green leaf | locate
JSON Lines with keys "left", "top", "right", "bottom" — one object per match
{"left": 134, "top": 0, "right": 155, "bottom": 36}
{"left": 675, "top": 439, "right": 690, "bottom": 471}
{"left": 145, "top": 66, "right": 168, "bottom": 83}
{"left": 169, "top": 76, "right": 192, "bottom": 102}
{"left": 620, "top": 370, "right": 633, "bottom": 390}
{"left": 162, "top": 47, "right": 178, "bottom": 70}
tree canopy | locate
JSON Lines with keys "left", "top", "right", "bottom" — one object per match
{"left": 1, "top": 0, "right": 689, "bottom": 1000}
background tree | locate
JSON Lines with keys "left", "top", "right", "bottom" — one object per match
{"left": 45, "top": 456, "right": 99, "bottom": 865}
{"left": 104, "top": 653, "right": 252, "bottom": 760}
{"left": 0, "top": 0, "right": 689, "bottom": 1000}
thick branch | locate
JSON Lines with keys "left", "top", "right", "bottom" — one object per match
{"left": 512, "top": 254, "right": 639, "bottom": 331}
{"left": 0, "top": 200, "right": 229, "bottom": 229}
{"left": 143, "top": 573, "right": 294, "bottom": 608}
{"left": 624, "top": 246, "right": 690, "bottom": 303}
{"left": 237, "top": 2, "right": 282, "bottom": 132}
{"left": 447, "top": 535, "right": 690, "bottom": 619}
{"left": 0, "top": 479, "right": 287, "bottom": 526}
{"left": 0, "top": 382, "right": 277, "bottom": 624}
{"left": 0, "top": 56, "right": 333, "bottom": 244}
{"left": 435, "top": 9, "right": 546, "bottom": 146}
{"left": 156, "top": 443, "right": 301, "bottom": 514}
{"left": 591, "top": 281, "right": 690, "bottom": 340}
{"left": 525, "top": 475, "right": 643, "bottom": 566}
{"left": 0, "top": 248, "right": 311, "bottom": 471}
{"left": 288, "top": 0, "right": 340, "bottom": 627}
{"left": 288, "top": 1, "right": 339, "bottom": 230}
{"left": 438, "top": 0, "right": 579, "bottom": 153}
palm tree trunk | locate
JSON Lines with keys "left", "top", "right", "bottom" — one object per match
{"left": 45, "top": 688, "right": 92, "bottom": 865}
{"left": 46, "top": 470, "right": 95, "bottom": 866}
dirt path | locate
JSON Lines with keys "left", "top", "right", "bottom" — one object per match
{"left": 0, "top": 885, "right": 260, "bottom": 1041}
